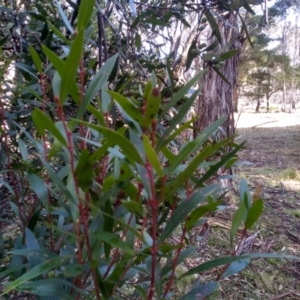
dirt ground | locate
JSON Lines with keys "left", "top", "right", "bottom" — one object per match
{"left": 235, "top": 111, "right": 300, "bottom": 129}
{"left": 206, "top": 112, "right": 300, "bottom": 299}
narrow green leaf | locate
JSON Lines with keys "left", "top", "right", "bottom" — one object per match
{"left": 15, "top": 63, "right": 38, "bottom": 79}
{"left": 219, "top": 50, "right": 238, "bottom": 61}
{"left": 90, "top": 142, "right": 112, "bottom": 163}
{"left": 56, "top": 1, "right": 74, "bottom": 34}
{"left": 161, "top": 145, "right": 175, "bottom": 164}
{"left": 130, "top": 15, "right": 141, "bottom": 29}
{"left": 135, "top": 33, "right": 141, "bottom": 51}
{"left": 94, "top": 267, "right": 110, "bottom": 300}
{"left": 230, "top": 201, "right": 247, "bottom": 245}
{"left": 0, "top": 255, "right": 73, "bottom": 296}
{"left": 42, "top": 45, "right": 65, "bottom": 72}
{"left": 18, "top": 138, "right": 28, "bottom": 161}
{"left": 104, "top": 261, "right": 126, "bottom": 294}
{"left": 145, "top": 88, "right": 161, "bottom": 127}
{"left": 0, "top": 36, "right": 9, "bottom": 46}
{"left": 76, "top": 54, "right": 118, "bottom": 122}
{"left": 122, "top": 201, "right": 143, "bottom": 216}
{"left": 32, "top": 108, "right": 67, "bottom": 146}
{"left": 27, "top": 173, "right": 48, "bottom": 208}
{"left": 0, "top": 179, "right": 14, "bottom": 196}
{"left": 15, "top": 279, "right": 92, "bottom": 299}
{"left": 166, "top": 60, "right": 174, "bottom": 86}
{"left": 108, "top": 56, "right": 119, "bottom": 83}
{"left": 186, "top": 201, "right": 222, "bottom": 229}
{"left": 185, "top": 40, "right": 198, "bottom": 72}
{"left": 230, "top": 0, "right": 243, "bottom": 10}
{"left": 204, "top": 39, "right": 219, "bottom": 52}
{"left": 166, "top": 138, "right": 232, "bottom": 198}
{"left": 225, "top": 157, "right": 239, "bottom": 168}
{"left": 15, "top": 83, "right": 45, "bottom": 103}
{"left": 42, "top": 43, "right": 82, "bottom": 104}
{"left": 238, "top": 12, "right": 254, "bottom": 48}
{"left": 92, "top": 231, "right": 133, "bottom": 255}
{"left": 162, "top": 246, "right": 197, "bottom": 276}
{"left": 247, "top": 0, "right": 263, "bottom": 4}
{"left": 60, "top": 30, "right": 84, "bottom": 104}
{"left": 159, "top": 186, "right": 221, "bottom": 243}
{"left": 101, "top": 84, "right": 111, "bottom": 113}
{"left": 194, "top": 141, "right": 246, "bottom": 189}
{"left": 73, "top": 120, "right": 143, "bottom": 164}
{"left": 143, "top": 80, "right": 152, "bottom": 99}
{"left": 103, "top": 200, "right": 114, "bottom": 258}
{"left": 180, "top": 17, "right": 191, "bottom": 28}
{"left": 212, "top": 66, "right": 231, "bottom": 85}
{"left": 134, "top": 286, "right": 147, "bottom": 299}
{"left": 178, "top": 282, "right": 218, "bottom": 300}
{"left": 245, "top": 198, "right": 264, "bottom": 229}
{"left": 87, "top": 104, "right": 106, "bottom": 126}
{"left": 47, "top": 21, "right": 71, "bottom": 45}
{"left": 239, "top": 178, "right": 252, "bottom": 209}
{"left": 243, "top": 0, "right": 256, "bottom": 14}
{"left": 28, "top": 45, "right": 42, "bottom": 73}
{"left": 166, "top": 117, "right": 226, "bottom": 173}
{"left": 160, "top": 70, "right": 205, "bottom": 117}
{"left": 75, "top": 149, "right": 93, "bottom": 193}
{"left": 160, "top": 87, "right": 201, "bottom": 139}
{"left": 180, "top": 253, "right": 300, "bottom": 279}
{"left": 157, "top": 117, "right": 196, "bottom": 150}
{"left": 97, "top": 203, "right": 146, "bottom": 244}
{"left": 143, "top": 135, "right": 163, "bottom": 176}
{"left": 221, "top": 259, "right": 250, "bottom": 278}
{"left": 204, "top": 9, "right": 222, "bottom": 44}
{"left": 108, "top": 90, "right": 144, "bottom": 124}
{"left": 77, "top": 0, "right": 95, "bottom": 30}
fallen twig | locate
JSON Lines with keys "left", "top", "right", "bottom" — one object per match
{"left": 270, "top": 291, "right": 292, "bottom": 299}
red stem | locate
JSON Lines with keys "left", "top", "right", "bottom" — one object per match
{"left": 163, "top": 227, "right": 187, "bottom": 297}
{"left": 145, "top": 160, "right": 158, "bottom": 300}
{"left": 163, "top": 181, "right": 191, "bottom": 297}
{"left": 79, "top": 59, "right": 86, "bottom": 150}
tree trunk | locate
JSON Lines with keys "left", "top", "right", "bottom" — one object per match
{"left": 255, "top": 99, "right": 260, "bottom": 112}
{"left": 194, "top": 14, "right": 241, "bottom": 138}
{"left": 193, "top": 13, "right": 242, "bottom": 190}
{"left": 282, "top": 82, "right": 287, "bottom": 112}
{"left": 233, "top": 83, "right": 239, "bottom": 112}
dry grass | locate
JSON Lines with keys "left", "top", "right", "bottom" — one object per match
{"left": 176, "top": 112, "right": 300, "bottom": 299}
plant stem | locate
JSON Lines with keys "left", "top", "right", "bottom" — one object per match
{"left": 145, "top": 160, "right": 157, "bottom": 300}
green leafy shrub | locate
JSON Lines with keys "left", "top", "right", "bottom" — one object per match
{"left": 0, "top": 2, "right": 298, "bottom": 300}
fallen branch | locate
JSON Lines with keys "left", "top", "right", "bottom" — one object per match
{"left": 270, "top": 292, "right": 292, "bottom": 300}
{"left": 251, "top": 120, "right": 279, "bottom": 128}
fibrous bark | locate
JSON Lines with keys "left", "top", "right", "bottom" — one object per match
{"left": 194, "top": 14, "right": 242, "bottom": 138}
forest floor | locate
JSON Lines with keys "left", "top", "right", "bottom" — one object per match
{"left": 196, "top": 112, "right": 300, "bottom": 300}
